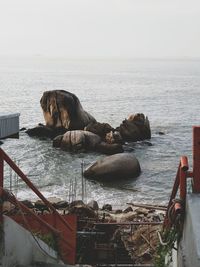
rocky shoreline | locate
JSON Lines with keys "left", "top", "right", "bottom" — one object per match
{"left": 3, "top": 197, "right": 165, "bottom": 265}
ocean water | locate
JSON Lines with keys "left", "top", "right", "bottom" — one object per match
{"left": 1, "top": 57, "right": 200, "bottom": 208}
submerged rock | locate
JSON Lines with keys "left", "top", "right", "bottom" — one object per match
{"left": 84, "top": 153, "right": 141, "bottom": 181}
{"left": 26, "top": 124, "right": 67, "bottom": 139}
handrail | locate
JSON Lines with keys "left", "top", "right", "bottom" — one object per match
{"left": 1, "top": 187, "right": 60, "bottom": 235}
{"left": 164, "top": 126, "right": 200, "bottom": 228}
{"left": 0, "top": 147, "right": 73, "bottom": 231}
{"left": 164, "top": 156, "right": 189, "bottom": 228}
{"left": 1, "top": 187, "right": 74, "bottom": 248}
{"left": 0, "top": 147, "right": 76, "bottom": 264}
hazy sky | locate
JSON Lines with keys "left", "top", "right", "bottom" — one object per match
{"left": 0, "top": 0, "right": 200, "bottom": 58}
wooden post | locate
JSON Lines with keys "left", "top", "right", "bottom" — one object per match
{"left": 193, "top": 127, "right": 200, "bottom": 193}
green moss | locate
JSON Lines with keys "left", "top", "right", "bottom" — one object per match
{"left": 34, "top": 232, "right": 58, "bottom": 252}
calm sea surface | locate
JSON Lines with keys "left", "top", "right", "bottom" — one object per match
{"left": 1, "top": 58, "right": 200, "bottom": 208}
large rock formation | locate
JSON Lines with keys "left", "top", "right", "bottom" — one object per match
{"left": 117, "top": 113, "right": 151, "bottom": 142}
{"left": 84, "top": 153, "right": 141, "bottom": 181}
{"left": 53, "top": 130, "right": 124, "bottom": 155}
{"left": 40, "top": 90, "right": 96, "bottom": 130}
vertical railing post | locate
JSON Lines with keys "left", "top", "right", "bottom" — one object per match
{"left": 193, "top": 127, "right": 200, "bottom": 193}
{"left": 0, "top": 148, "right": 4, "bottom": 222}
{"left": 180, "top": 156, "right": 189, "bottom": 200}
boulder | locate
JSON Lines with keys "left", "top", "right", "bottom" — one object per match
{"left": 53, "top": 130, "right": 124, "bottom": 155}
{"left": 102, "top": 204, "right": 112, "bottom": 211}
{"left": 68, "top": 202, "right": 97, "bottom": 219}
{"left": 40, "top": 90, "right": 96, "bottom": 130}
{"left": 53, "top": 130, "right": 101, "bottom": 152}
{"left": 117, "top": 113, "right": 151, "bottom": 142}
{"left": 105, "top": 131, "right": 124, "bottom": 144}
{"left": 96, "top": 142, "right": 124, "bottom": 155}
{"left": 87, "top": 200, "right": 99, "bottom": 210}
{"left": 84, "top": 122, "right": 114, "bottom": 138}
{"left": 84, "top": 153, "right": 141, "bottom": 181}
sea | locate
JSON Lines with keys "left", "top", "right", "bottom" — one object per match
{"left": 1, "top": 57, "right": 200, "bottom": 208}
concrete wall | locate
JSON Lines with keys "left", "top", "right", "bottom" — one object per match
{"left": 178, "top": 193, "right": 200, "bottom": 267}
{"left": 1, "top": 216, "right": 66, "bottom": 267}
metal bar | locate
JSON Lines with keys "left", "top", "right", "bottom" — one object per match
{"left": 180, "top": 168, "right": 187, "bottom": 200}
{"left": 0, "top": 149, "right": 3, "bottom": 222}
{"left": 193, "top": 126, "right": 200, "bottom": 193}
{"left": 94, "top": 222, "right": 162, "bottom": 226}
{"left": 2, "top": 188, "right": 60, "bottom": 235}
{"left": 180, "top": 156, "right": 189, "bottom": 171}
{"left": 0, "top": 148, "right": 73, "bottom": 231}
{"left": 126, "top": 202, "right": 167, "bottom": 211}
{"left": 81, "top": 161, "right": 84, "bottom": 202}
{"left": 2, "top": 188, "right": 74, "bottom": 250}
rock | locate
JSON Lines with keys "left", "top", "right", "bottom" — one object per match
{"left": 34, "top": 200, "right": 48, "bottom": 211}
{"left": 68, "top": 204, "right": 97, "bottom": 218}
{"left": 156, "top": 131, "right": 165, "bottom": 135}
{"left": 69, "top": 200, "right": 84, "bottom": 208}
{"left": 105, "top": 131, "right": 123, "bottom": 144}
{"left": 53, "top": 130, "right": 123, "bottom": 155}
{"left": 135, "top": 208, "right": 149, "bottom": 215}
{"left": 114, "top": 209, "right": 123, "bottom": 214}
{"left": 40, "top": 90, "right": 96, "bottom": 130}
{"left": 20, "top": 127, "right": 27, "bottom": 131}
{"left": 96, "top": 142, "right": 124, "bottom": 155}
{"left": 84, "top": 153, "right": 141, "bottom": 181}
{"left": 0, "top": 141, "right": 3, "bottom": 145}
{"left": 26, "top": 124, "right": 67, "bottom": 139}
{"left": 53, "top": 130, "right": 101, "bottom": 152}
{"left": 53, "top": 201, "right": 69, "bottom": 209}
{"left": 2, "top": 201, "right": 15, "bottom": 213}
{"left": 117, "top": 113, "right": 151, "bottom": 142}
{"left": 102, "top": 204, "right": 112, "bottom": 211}
{"left": 87, "top": 200, "right": 99, "bottom": 210}
{"left": 84, "top": 122, "right": 113, "bottom": 138}
{"left": 143, "top": 141, "right": 153, "bottom": 146}
{"left": 20, "top": 200, "right": 34, "bottom": 209}
{"left": 123, "top": 206, "right": 133, "bottom": 213}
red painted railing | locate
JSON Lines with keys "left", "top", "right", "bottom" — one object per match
{"left": 164, "top": 126, "right": 200, "bottom": 228}
{"left": 0, "top": 147, "right": 76, "bottom": 264}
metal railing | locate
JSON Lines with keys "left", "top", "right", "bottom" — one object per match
{"left": 164, "top": 126, "right": 200, "bottom": 228}
{"left": 0, "top": 147, "right": 76, "bottom": 264}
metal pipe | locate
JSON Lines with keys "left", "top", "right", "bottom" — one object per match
{"left": 180, "top": 156, "right": 189, "bottom": 171}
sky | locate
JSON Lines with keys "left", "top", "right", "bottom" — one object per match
{"left": 0, "top": 0, "right": 200, "bottom": 59}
